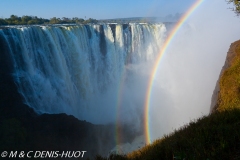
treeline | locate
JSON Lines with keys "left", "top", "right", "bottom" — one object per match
{"left": 0, "top": 15, "right": 98, "bottom": 25}
{"left": 227, "top": 0, "right": 240, "bottom": 15}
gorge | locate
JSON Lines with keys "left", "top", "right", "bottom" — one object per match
{"left": 0, "top": 18, "right": 240, "bottom": 158}
{"left": 0, "top": 23, "right": 166, "bottom": 157}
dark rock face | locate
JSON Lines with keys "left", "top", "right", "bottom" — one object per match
{"left": 210, "top": 40, "right": 240, "bottom": 113}
{"left": 0, "top": 32, "right": 116, "bottom": 158}
{"left": 0, "top": 31, "right": 140, "bottom": 158}
{"left": 0, "top": 25, "right": 147, "bottom": 159}
{"left": 24, "top": 113, "right": 116, "bottom": 157}
{"left": 0, "top": 112, "right": 117, "bottom": 158}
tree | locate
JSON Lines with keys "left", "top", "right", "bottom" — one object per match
{"left": 21, "top": 16, "right": 32, "bottom": 24}
{"left": 83, "top": 18, "right": 98, "bottom": 24}
{"left": 10, "top": 15, "right": 19, "bottom": 20}
{"left": 0, "top": 18, "right": 7, "bottom": 25}
{"left": 227, "top": 0, "right": 240, "bottom": 15}
{"left": 61, "top": 17, "right": 71, "bottom": 23}
{"left": 5, "top": 15, "right": 21, "bottom": 25}
{"left": 72, "top": 17, "right": 84, "bottom": 24}
{"left": 49, "top": 17, "right": 61, "bottom": 24}
{"left": 0, "top": 15, "right": 98, "bottom": 25}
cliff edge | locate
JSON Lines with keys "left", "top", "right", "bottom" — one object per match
{"left": 211, "top": 40, "right": 240, "bottom": 113}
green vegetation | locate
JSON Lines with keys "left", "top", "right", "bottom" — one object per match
{"left": 127, "top": 109, "right": 240, "bottom": 160}
{"left": 98, "top": 17, "right": 160, "bottom": 23}
{"left": 217, "top": 42, "right": 240, "bottom": 112}
{"left": 0, "top": 15, "right": 98, "bottom": 25}
{"left": 95, "top": 42, "right": 240, "bottom": 160}
{"left": 97, "top": 108, "right": 240, "bottom": 160}
{"left": 227, "top": 0, "right": 240, "bottom": 15}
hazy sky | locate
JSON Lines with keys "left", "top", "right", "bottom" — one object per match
{"left": 0, "top": 0, "right": 197, "bottom": 19}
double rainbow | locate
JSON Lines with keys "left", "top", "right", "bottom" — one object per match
{"left": 144, "top": 0, "right": 204, "bottom": 144}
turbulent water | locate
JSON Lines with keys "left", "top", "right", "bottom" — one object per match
{"left": 0, "top": 23, "right": 166, "bottom": 124}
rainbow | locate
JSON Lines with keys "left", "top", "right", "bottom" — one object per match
{"left": 144, "top": 0, "right": 204, "bottom": 144}
{"left": 115, "top": 69, "right": 127, "bottom": 151}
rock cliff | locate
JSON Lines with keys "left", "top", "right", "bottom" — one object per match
{"left": 211, "top": 40, "right": 240, "bottom": 113}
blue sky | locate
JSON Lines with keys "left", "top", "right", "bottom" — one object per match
{"left": 0, "top": 0, "right": 196, "bottom": 19}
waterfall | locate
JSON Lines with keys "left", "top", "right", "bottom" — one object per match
{"left": 0, "top": 23, "right": 166, "bottom": 124}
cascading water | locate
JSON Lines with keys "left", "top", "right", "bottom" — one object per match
{"left": 0, "top": 23, "right": 166, "bottom": 124}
